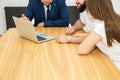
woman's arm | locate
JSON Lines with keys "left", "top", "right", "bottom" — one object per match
{"left": 78, "top": 31, "right": 102, "bottom": 54}
{"left": 56, "top": 31, "right": 102, "bottom": 54}
{"left": 71, "top": 34, "right": 88, "bottom": 43}
{"left": 56, "top": 33, "right": 88, "bottom": 44}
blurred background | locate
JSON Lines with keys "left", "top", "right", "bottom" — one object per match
{"left": 0, "top": 0, "right": 120, "bottom": 35}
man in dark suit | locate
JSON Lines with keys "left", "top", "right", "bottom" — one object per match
{"left": 21, "top": 0, "right": 69, "bottom": 27}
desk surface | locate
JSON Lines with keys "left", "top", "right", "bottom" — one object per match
{"left": 0, "top": 27, "right": 120, "bottom": 80}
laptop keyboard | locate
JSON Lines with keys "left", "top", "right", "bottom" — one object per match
{"left": 36, "top": 36, "right": 46, "bottom": 41}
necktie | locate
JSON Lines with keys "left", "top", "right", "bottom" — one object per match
{"left": 47, "top": 5, "right": 50, "bottom": 20}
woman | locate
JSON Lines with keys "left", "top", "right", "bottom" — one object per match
{"left": 56, "top": 0, "right": 120, "bottom": 70}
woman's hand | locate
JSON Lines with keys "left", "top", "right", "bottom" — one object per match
{"left": 56, "top": 35, "right": 68, "bottom": 43}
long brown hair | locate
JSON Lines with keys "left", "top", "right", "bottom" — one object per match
{"left": 86, "top": 0, "right": 120, "bottom": 47}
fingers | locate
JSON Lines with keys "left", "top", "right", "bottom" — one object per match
{"left": 56, "top": 35, "right": 63, "bottom": 43}
{"left": 66, "top": 27, "right": 74, "bottom": 35}
{"left": 56, "top": 36, "right": 60, "bottom": 43}
{"left": 21, "top": 14, "right": 29, "bottom": 21}
{"left": 37, "top": 22, "right": 44, "bottom": 27}
{"left": 56, "top": 36, "right": 61, "bottom": 43}
{"left": 66, "top": 27, "right": 71, "bottom": 34}
{"left": 56, "top": 35, "right": 67, "bottom": 43}
{"left": 22, "top": 14, "right": 25, "bottom": 17}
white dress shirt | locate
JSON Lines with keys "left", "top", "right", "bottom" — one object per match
{"left": 43, "top": 5, "right": 51, "bottom": 21}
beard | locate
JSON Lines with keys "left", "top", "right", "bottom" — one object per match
{"left": 78, "top": 1, "right": 86, "bottom": 13}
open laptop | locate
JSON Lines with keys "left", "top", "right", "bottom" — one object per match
{"left": 12, "top": 16, "right": 55, "bottom": 43}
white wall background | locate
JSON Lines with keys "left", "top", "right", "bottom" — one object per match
{"left": 111, "top": 0, "right": 120, "bottom": 14}
{"left": 0, "top": 0, "right": 120, "bottom": 35}
{"left": 0, "top": 0, "right": 29, "bottom": 35}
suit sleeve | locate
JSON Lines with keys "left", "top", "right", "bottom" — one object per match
{"left": 24, "top": 0, "right": 34, "bottom": 21}
{"left": 44, "top": 0, "right": 69, "bottom": 27}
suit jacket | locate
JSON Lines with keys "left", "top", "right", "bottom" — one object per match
{"left": 25, "top": 0, "right": 69, "bottom": 27}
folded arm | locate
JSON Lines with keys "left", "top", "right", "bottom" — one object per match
{"left": 78, "top": 31, "right": 102, "bottom": 54}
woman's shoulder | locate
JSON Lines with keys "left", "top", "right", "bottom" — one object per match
{"left": 93, "top": 21, "right": 105, "bottom": 37}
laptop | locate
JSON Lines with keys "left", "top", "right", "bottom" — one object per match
{"left": 12, "top": 16, "right": 55, "bottom": 43}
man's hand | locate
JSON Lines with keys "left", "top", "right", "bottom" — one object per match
{"left": 37, "top": 22, "right": 44, "bottom": 27}
{"left": 66, "top": 26, "right": 75, "bottom": 35}
{"left": 21, "top": 14, "right": 29, "bottom": 21}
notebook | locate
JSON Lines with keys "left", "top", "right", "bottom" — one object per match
{"left": 12, "top": 16, "right": 55, "bottom": 43}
